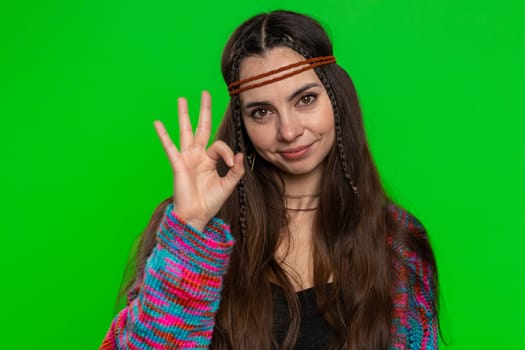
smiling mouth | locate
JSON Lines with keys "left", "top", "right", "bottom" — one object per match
{"left": 279, "top": 144, "right": 312, "bottom": 160}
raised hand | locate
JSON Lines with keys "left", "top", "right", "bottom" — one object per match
{"left": 154, "top": 91, "right": 244, "bottom": 231}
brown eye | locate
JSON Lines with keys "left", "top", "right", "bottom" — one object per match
{"left": 250, "top": 108, "right": 271, "bottom": 119}
{"left": 297, "top": 93, "right": 317, "bottom": 106}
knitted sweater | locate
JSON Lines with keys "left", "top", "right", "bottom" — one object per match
{"left": 100, "top": 204, "right": 437, "bottom": 349}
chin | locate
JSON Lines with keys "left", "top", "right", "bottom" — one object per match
{"left": 279, "top": 162, "right": 325, "bottom": 177}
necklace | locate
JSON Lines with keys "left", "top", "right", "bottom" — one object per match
{"left": 285, "top": 207, "right": 318, "bottom": 211}
{"left": 284, "top": 193, "right": 320, "bottom": 198}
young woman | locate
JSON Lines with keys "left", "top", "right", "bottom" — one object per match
{"left": 101, "top": 10, "right": 439, "bottom": 350}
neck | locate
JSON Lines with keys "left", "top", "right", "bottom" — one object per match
{"left": 281, "top": 166, "right": 323, "bottom": 211}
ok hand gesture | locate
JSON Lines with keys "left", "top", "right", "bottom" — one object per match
{"left": 154, "top": 91, "right": 244, "bottom": 231}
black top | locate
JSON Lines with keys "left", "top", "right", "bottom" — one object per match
{"left": 272, "top": 285, "right": 336, "bottom": 349}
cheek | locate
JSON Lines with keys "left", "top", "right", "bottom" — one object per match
{"left": 244, "top": 123, "right": 273, "bottom": 151}
{"left": 323, "top": 117, "right": 335, "bottom": 135}
{"left": 327, "top": 127, "right": 336, "bottom": 148}
{"left": 317, "top": 106, "right": 335, "bottom": 135}
{"left": 314, "top": 96, "right": 335, "bottom": 132}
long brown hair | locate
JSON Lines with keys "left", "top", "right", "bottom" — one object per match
{"left": 122, "top": 10, "right": 438, "bottom": 350}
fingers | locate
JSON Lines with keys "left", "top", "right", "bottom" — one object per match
{"left": 207, "top": 141, "right": 245, "bottom": 188}
{"left": 223, "top": 153, "right": 245, "bottom": 190}
{"left": 153, "top": 121, "right": 179, "bottom": 166}
{"left": 206, "top": 140, "right": 235, "bottom": 167}
{"left": 228, "top": 153, "right": 245, "bottom": 180}
{"left": 194, "top": 91, "right": 212, "bottom": 147}
{"left": 177, "top": 97, "right": 194, "bottom": 150}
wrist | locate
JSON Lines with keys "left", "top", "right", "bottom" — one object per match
{"left": 172, "top": 208, "right": 208, "bottom": 232}
{"left": 157, "top": 204, "right": 235, "bottom": 274}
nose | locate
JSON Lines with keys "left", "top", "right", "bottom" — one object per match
{"left": 277, "top": 111, "right": 304, "bottom": 142}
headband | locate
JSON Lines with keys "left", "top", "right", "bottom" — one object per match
{"left": 227, "top": 55, "right": 336, "bottom": 96}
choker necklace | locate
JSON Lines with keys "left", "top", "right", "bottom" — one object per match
{"left": 286, "top": 207, "right": 318, "bottom": 212}
{"left": 284, "top": 193, "right": 320, "bottom": 199}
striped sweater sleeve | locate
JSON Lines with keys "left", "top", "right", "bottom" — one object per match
{"left": 389, "top": 207, "right": 438, "bottom": 350}
{"left": 100, "top": 204, "right": 234, "bottom": 349}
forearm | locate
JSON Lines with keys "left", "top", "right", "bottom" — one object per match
{"left": 101, "top": 204, "right": 234, "bottom": 349}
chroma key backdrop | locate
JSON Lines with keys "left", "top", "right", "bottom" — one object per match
{"left": 1, "top": 0, "right": 523, "bottom": 349}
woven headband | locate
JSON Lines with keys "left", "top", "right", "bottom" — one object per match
{"left": 227, "top": 55, "right": 336, "bottom": 96}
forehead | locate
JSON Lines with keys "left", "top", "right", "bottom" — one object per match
{"left": 238, "top": 47, "right": 323, "bottom": 100}
{"left": 239, "top": 47, "right": 306, "bottom": 78}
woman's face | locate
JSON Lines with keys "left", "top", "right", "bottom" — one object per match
{"left": 239, "top": 47, "right": 335, "bottom": 178}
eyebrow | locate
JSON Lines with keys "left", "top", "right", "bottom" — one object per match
{"left": 242, "top": 82, "right": 322, "bottom": 109}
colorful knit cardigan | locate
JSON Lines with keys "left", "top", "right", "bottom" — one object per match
{"left": 100, "top": 204, "right": 437, "bottom": 349}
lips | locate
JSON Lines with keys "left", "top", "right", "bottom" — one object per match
{"left": 279, "top": 144, "right": 312, "bottom": 160}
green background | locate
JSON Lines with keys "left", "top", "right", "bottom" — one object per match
{"left": 1, "top": 0, "right": 523, "bottom": 349}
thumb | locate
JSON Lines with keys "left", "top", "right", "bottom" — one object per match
{"left": 222, "top": 153, "right": 245, "bottom": 191}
